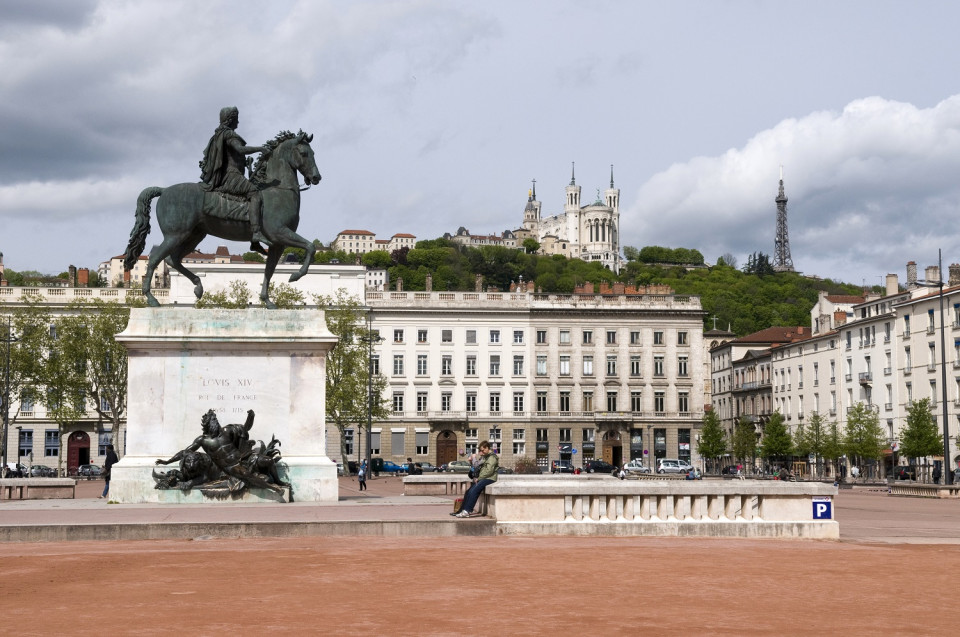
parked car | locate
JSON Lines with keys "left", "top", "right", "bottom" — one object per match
{"left": 624, "top": 459, "right": 651, "bottom": 474}
{"left": 892, "top": 465, "right": 917, "bottom": 480}
{"left": 417, "top": 462, "right": 438, "bottom": 473}
{"left": 721, "top": 465, "right": 741, "bottom": 475}
{"left": 380, "top": 460, "right": 404, "bottom": 474}
{"left": 444, "top": 460, "right": 473, "bottom": 473}
{"left": 78, "top": 464, "right": 101, "bottom": 478}
{"left": 497, "top": 466, "right": 514, "bottom": 474}
{"left": 657, "top": 459, "right": 693, "bottom": 474}
{"left": 30, "top": 465, "right": 55, "bottom": 477}
{"left": 551, "top": 460, "right": 574, "bottom": 474}
{"left": 582, "top": 459, "right": 617, "bottom": 474}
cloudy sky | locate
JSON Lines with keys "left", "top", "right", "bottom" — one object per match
{"left": 2, "top": 0, "right": 960, "bottom": 286}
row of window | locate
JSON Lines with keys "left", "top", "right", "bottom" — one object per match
{"left": 381, "top": 353, "right": 690, "bottom": 378}
{"left": 389, "top": 328, "right": 690, "bottom": 346}
{"left": 340, "top": 426, "right": 693, "bottom": 462}
{"left": 13, "top": 430, "right": 114, "bottom": 457}
{"left": 17, "top": 395, "right": 114, "bottom": 414}
{"left": 389, "top": 389, "right": 691, "bottom": 414}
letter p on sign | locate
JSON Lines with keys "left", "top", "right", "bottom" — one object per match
{"left": 812, "top": 497, "right": 832, "bottom": 520}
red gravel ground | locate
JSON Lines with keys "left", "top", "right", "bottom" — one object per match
{"left": 3, "top": 534, "right": 959, "bottom": 635}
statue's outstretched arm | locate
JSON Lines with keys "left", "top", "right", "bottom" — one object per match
{"left": 227, "top": 136, "right": 268, "bottom": 156}
{"left": 155, "top": 437, "right": 203, "bottom": 465}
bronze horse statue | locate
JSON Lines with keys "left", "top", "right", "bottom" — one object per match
{"left": 123, "top": 130, "right": 321, "bottom": 308}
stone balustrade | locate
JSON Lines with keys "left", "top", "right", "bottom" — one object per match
{"left": 403, "top": 474, "right": 472, "bottom": 496}
{"left": 889, "top": 483, "right": 960, "bottom": 499}
{"left": 486, "top": 476, "right": 838, "bottom": 539}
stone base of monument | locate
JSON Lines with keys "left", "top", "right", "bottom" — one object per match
{"left": 111, "top": 308, "right": 339, "bottom": 504}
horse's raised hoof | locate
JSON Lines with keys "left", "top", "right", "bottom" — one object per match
{"left": 289, "top": 272, "right": 303, "bottom": 283}
{"left": 193, "top": 283, "right": 204, "bottom": 299}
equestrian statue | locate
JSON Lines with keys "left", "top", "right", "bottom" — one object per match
{"left": 123, "top": 106, "right": 322, "bottom": 308}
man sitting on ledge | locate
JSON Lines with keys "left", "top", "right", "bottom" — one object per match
{"left": 452, "top": 440, "right": 498, "bottom": 518}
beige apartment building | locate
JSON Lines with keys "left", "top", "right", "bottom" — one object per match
{"left": 329, "top": 282, "right": 706, "bottom": 472}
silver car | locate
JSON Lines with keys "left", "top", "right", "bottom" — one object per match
{"left": 657, "top": 459, "right": 693, "bottom": 474}
{"left": 623, "top": 459, "right": 651, "bottom": 474}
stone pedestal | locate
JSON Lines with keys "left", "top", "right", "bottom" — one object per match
{"left": 110, "top": 308, "right": 338, "bottom": 503}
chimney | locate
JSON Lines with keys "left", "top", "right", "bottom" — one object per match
{"left": 77, "top": 268, "right": 89, "bottom": 288}
{"left": 950, "top": 264, "right": 960, "bottom": 287}
{"left": 425, "top": 273, "right": 432, "bottom": 292}
{"left": 926, "top": 265, "right": 940, "bottom": 285}
{"left": 885, "top": 274, "right": 898, "bottom": 297}
{"left": 68, "top": 265, "right": 77, "bottom": 286}
{"left": 834, "top": 310, "right": 847, "bottom": 327}
{"left": 906, "top": 261, "right": 917, "bottom": 286}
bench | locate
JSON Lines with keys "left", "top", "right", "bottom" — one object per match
{"left": 0, "top": 478, "right": 77, "bottom": 500}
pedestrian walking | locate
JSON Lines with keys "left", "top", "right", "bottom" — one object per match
{"left": 358, "top": 459, "right": 368, "bottom": 491}
{"left": 99, "top": 444, "right": 119, "bottom": 499}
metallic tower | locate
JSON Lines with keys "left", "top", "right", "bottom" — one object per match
{"left": 773, "top": 166, "right": 795, "bottom": 272}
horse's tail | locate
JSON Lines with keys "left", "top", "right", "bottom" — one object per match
{"left": 124, "top": 186, "right": 163, "bottom": 271}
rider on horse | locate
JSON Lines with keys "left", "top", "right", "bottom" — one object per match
{"left": 200, "top": 106, "right": 271, "bottom": 251}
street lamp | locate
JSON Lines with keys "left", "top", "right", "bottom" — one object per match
{"left": 915, "top": 248, "right": 952, "bottom": 485}
{"left": 1, "top": 316, "right": 17, "bottom": 477}
{"left": 359, "top": 311, "right": 384, "bottom": 471}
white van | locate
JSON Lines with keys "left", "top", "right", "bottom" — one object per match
{"left": 657, "top": 459, "right": 693, "bottom": 474}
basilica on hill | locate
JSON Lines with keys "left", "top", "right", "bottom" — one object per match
{"left": 447, "top": 163, "right": 622, "bottom": 273}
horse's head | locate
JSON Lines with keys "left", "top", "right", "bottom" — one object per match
{"left": 292, "top": 131, "right": 322, "bottom": 187}
{"left": 253, "top": 130, "right": 321, "bottom": 190}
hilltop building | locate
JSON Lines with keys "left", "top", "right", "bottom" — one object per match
{"left": 332, "top": 231, "right": 416, "bottom": 257}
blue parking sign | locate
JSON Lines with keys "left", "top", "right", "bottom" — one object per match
{"left": 812, "top": 497, "right": 832, "bottom": 520}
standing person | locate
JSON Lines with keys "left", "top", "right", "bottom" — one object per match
{"left": 452, "top": 441, "right": 498, "bottom": 518}
{"left": 358, "top": 459, "right": 368, "bottom": 491}
{"left": 933, "top": 463, "right": 942, "bottom": 485}
{"left": 99, "top": 444, "right": 119, "bottom": 499}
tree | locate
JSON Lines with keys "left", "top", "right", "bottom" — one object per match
{"left": 844, "top": 403, "right": 886, "bottom": 480}
{"left": 42, "top": 320, "right": 87, "bottom": 476}
{"left": 732, "top": 417, "right": 757, "bottom": 469}
{"left": 799, "top": 412, "right": 830, "bottom": 477}
{"left": 57, "top": 299, "right": 141, "bottom": 456}
{"left": 361, "top": 250, "right": 392, "bottom": 269}
{"left": 697, "top": 411, "right": 728, "bottom": 472}
{"left": 622, "top": 246, "right": 639, "bottom": 262}
{"left": 760, "top": 411, "right": 793, "bottom": 467}
{"left": 314, "top": 289, "right": 389, "bottom": 470}
{"left": 718, "top": 252, "right": 738, "bottom": 269}
{"left": 900, "top": 398, "right": 943, "bottom": 481}
{"left": 195, "top": 280, "right": 254, "bottom": 308}
{"left": 823, "top": 420, "right": 844, "bottom": 477}
{"left": 267, "top": 282, "right": 306, "bottom": 309}
{"left": 522, "top": 238, "right": 540, "bottom": 254}
{"left": 241, "top": 251, "right": 266, "bottom": 263}
{"left": 1, "top": 295, "right": 51, "bottom": 441}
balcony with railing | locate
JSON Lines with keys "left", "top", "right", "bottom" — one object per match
{"left": 858, "top": 372, "right": 873, "bottom": 385}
